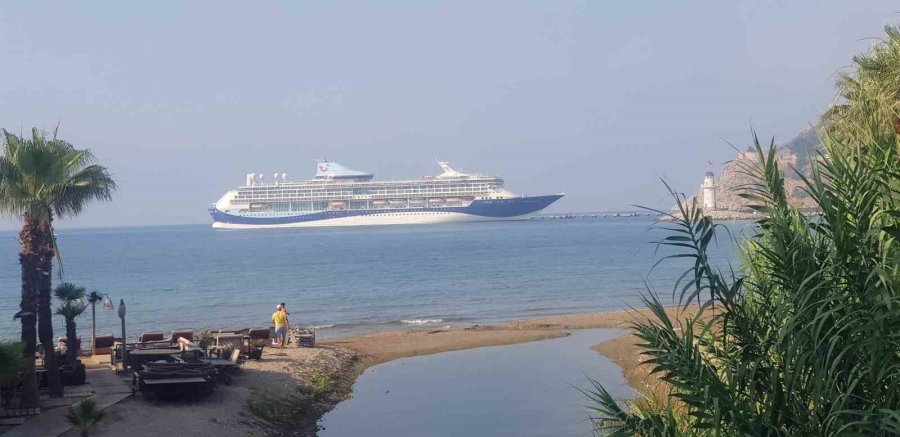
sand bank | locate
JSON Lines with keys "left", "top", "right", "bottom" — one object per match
{"left": 78, "top": 308, "right": 670, "bottom": 436}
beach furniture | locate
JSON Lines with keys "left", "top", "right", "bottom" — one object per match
{"left": 203, "top": 349, "right": 242, "bottom": 384}
{"left": 176, "top": 337, "right": 199, "bottom": 351}
{"left": 248, "top": 328, "right": 271, "bottom": 340}
{"left": 169, "top": 330, "right": 193, "bottom": 345}
{"left": 92, "top": 334, "right": 115, "bottom": 356}
{"left": 127, "top": 347, "right": 181, "bottom": 370}
{"left": 248, "top": 327, "right": 272, "bottom": 347}
{"left": 215, "top": 334, "right": 245, "bottom": 348}
{"left": 132, "top": 362, "right": 216, "bottom": 400}
{"left": 210, "top": 333, "right": 245, "bottom": 358}
{"left": 138, "top": 331, "right": 165, "bottom": 342}
{"left": 56, "top": 337, "right": 83, "bottom": 356}
{"left": 289, "top": 327, "right": 316, "bottom": 347}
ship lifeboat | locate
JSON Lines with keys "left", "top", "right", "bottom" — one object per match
{"left": 445, "top": 197, "right": 461, "bottom": 205}
{"left": 389, "top": 200, "right": 406, "bottom": 206}
{"left": 249, "top": 203, "right": 269, "bottom": 210}
{"left": 373, "top": 200, "right": 388, "bottom": 208}
{"left": 409, "top": 198, "right": 426, "bottom": 206}
{"left": 428, "top": 198, "right": 443, "bottom": 205}
{"left": 330, "top": 201, "right": 347, "bottom": 210}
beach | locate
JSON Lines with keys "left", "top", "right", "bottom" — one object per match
{"left": 70, "top": 307, "right": 670, "bottom": 436}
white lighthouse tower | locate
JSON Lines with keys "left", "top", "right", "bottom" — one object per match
{"left": 701, "top": 171, "right": 717, "bottom": 210}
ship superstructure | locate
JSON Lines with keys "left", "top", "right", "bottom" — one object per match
{"left": 209, "top": 161, "right": 562, "bottom": 229}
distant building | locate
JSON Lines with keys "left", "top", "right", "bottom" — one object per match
{"left": 701, "top": 171, "right": 717, "bottom": 210}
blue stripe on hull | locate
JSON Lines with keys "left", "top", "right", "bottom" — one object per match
{"left": 210, "top": 195, "right": 563, "bottom": 226}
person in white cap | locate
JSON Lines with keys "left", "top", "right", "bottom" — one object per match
{"left": 272, "top": 304, "right": 290, "bottom": 351}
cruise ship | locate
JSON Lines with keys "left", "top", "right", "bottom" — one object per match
{"left": 209, "top": 161, "right": 563, "bottom": 229}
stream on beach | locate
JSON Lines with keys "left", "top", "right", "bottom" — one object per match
{"left": 319, "top": 328, "right": 631, "bottom": 437}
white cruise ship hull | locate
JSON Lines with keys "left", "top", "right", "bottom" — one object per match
{"left": 211, "top": 210, "right": 533, "bottom": 229}
{"left": 210, "top": 195, "right": 563, "bottom": 230}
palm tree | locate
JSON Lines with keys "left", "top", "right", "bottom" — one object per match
{"left": 86, "top": 291, "right": 112, "bottom": 356}
{"left": 54, "top": 283, "right": 88, "bottom": 366}
{"left": 0, "top": 128, "right": 116, "bottom": 403}
{"left": 824, "top": 25, "right": 900, "bottom": 141}
{"left": 64, "top": 398, "right": 106, "bottom": 437}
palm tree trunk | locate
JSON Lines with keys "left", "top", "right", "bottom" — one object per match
{"left": 37, "top": 217, "right": 62, "bottom": 396}
{"left": 18, "top": 214, "right": 40, "bottom": 408}
{"left": 65, "top": 319, "right": 77, "bottom": 366}
{"left": 90, "top": 301, "right": 96, "bottom": 356}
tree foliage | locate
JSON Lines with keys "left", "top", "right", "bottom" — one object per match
{"left": 1, "top": 127, "right": 116, "bottom": 402}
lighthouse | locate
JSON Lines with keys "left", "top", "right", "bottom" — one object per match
{"left": 701, "top": 171, "right": 717, "bottom": 210}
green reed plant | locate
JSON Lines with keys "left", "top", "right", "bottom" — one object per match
{"left": 586, "top": 123, "right": 900, "bottom": 435}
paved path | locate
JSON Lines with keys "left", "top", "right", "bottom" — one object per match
{"left": 4, "top": 368, "right": 131, "bottom": 437}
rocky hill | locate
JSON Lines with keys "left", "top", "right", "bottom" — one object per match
{"left": 689, "top": 126, "right": 821, "bottom": 217}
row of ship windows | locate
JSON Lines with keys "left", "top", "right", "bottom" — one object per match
{"left": 242, "top": 182, "right": 499, "bottom": 190}
{"left": 240, "top": 211, "right": 454, "bottom": 216}
{"left": 376, "top": 212, "right": 451, "bottom": 215}
{"left": 237, "top": 190, "right": 493, "bottom": 198}
{"left": 238, "top": 185, "right": 497, "bottom": 195}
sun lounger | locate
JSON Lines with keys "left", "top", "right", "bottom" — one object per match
{"left": 169, "top": 330, "right": 193, "bottom": 344}
{"left": 138, "top": 331, "right": 164, "bottom": 342}
{"left": 92, "top": 334, "right": 115, "bottom": 355}
{"left": 203, "top": 350, "right": 242, "bottom": 384}
{"left": 248, "top": 328, "right": 271, "bottom": 340}
{"left": 215, "top": 334, "right": 245, "bottom": 349}
{"left": 132, "top": 362, "right": 216, "bottom": 400}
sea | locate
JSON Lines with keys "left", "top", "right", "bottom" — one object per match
{"left": 0, "top": 217, "right": 744, "bottom": 343}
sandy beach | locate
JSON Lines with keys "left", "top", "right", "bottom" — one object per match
{"left": 73, "top": 307, "right": 671, "bottom": 436}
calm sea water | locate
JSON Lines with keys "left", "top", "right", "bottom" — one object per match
{"left": 0, "top": 217, "right": 742, "bottom": 343}
{"left": 320, "top": 328, "right": 631, "bottom": 437}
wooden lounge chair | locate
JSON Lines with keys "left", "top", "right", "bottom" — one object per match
{"left": 92, "top": 334, "right": 115, "bottom": 356}
{"left": 210, "top": 334, "right": 244, "bottom": 358}
{"left": 248, "top": 328, "right": 271, "bottom": 340}
{"left": 169, "top": 330, "right": 193, "bottom": 345}
{"left": 203, "top": 349, "right": 242, "bottom": 384}
{"left": 215, "top": 334, "right": 244, "bottom": 349}
{"left": 132, "top": 362, "right": 216, "bottom": 400}
{"left": 138, "top": 331, "right": 165, "bottom": 342}
{"left": 248, "top": 327, "right": 272, "bottom": 346}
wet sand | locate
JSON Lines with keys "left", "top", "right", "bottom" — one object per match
{"left": 322, "top": 306, "right": 680, "bottom": 395}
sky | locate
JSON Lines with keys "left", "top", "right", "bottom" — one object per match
{"left": 0, "top": 1, "right": 897, "bottom": 229}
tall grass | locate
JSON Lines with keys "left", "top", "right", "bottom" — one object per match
{"left": 587, "top": 23, "right": 900, "bottom": 437}
{"left": 587, "top": 124, "right": 900, "bottom": 435}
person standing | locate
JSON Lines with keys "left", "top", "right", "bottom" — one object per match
{"left": 280, "top": 302, "right": 292, "bottom": 345}
{"left": 272, "top": 304, "right": 289, "bottom": 351}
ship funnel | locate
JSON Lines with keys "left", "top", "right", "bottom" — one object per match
{"left": 436, "top": 161, "right": 469, "bottom": 178}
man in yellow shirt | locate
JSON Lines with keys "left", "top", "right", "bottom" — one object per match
{"left": 272, "top": 304, "right": 289, "bottom": 351}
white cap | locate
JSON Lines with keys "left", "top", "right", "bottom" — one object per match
{"left": 276, "top": 304, "right": 283, "bottom": 310}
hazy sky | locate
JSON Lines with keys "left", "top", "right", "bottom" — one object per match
{"left": 0, "top": 1, "right": 897, "bottom": 229}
